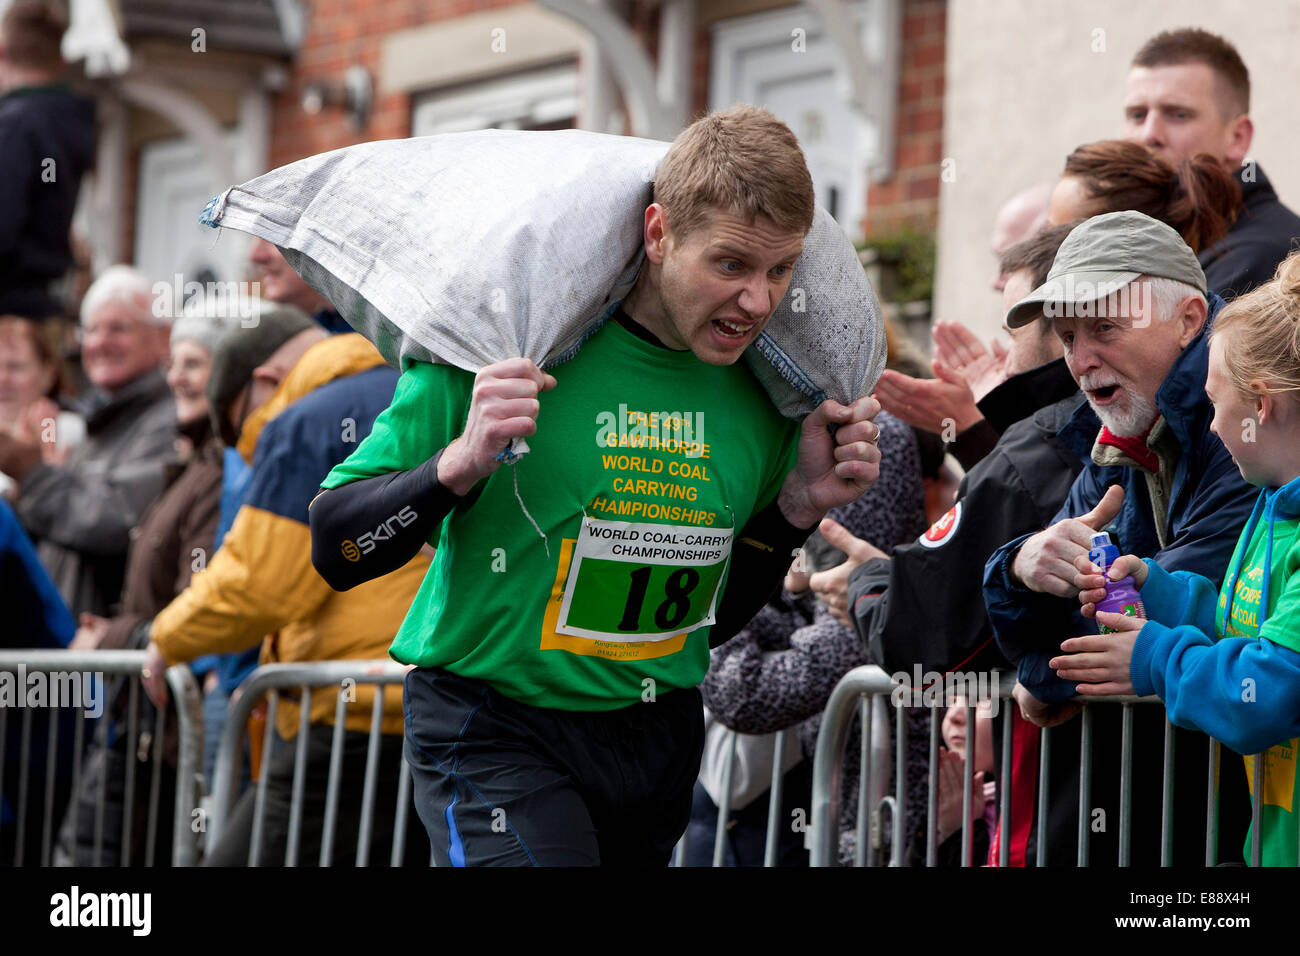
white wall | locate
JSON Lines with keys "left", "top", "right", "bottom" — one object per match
{"left": 935, "top": 0, "right": 1300, "bottom": 342}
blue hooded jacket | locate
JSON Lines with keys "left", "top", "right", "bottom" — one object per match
{"left": 1129, "top": 474, "right": 1300, "bottom": 755}
{"left": 982, "top": 294, "right": 1258, "bottom": 703}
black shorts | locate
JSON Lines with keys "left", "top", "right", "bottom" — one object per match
{"left": 403, "top": 666, "right": 705, "bottom": 866}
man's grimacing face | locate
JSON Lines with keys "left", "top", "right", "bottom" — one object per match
{"left": 644, "top": 205, "right": 806, "bottom": 366}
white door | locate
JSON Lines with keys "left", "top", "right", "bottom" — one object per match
{"left": 135, "top": 133, "right": 249, "bottom": 293}
{"left": 710, "top": 2, "right": 879, "bottom": 241}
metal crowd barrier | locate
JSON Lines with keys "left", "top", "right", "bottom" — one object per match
{"left": 207, "top": 659, "right": 417, "bottom": 867}
{"left": 672, "top": 727, "right": 792, "bottom": 867}
{"left": 0, "top": 650, "right": 203, "bottom": 866}
{"left": 809, "top": 665, "right": 1275, "bottom": 868}
{"left": 673, "top": 709, "right": 892, "bottom": 867}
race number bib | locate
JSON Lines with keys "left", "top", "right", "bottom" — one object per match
{"left": 554, "top": 517, "right": 733, "bottom": 642}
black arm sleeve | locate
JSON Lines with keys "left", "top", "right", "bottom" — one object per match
{"left": 309, "top": 448, "right": 472, "bottom": 591}
{"left": 707, "top": 499, "right": 814, "bottom": 648}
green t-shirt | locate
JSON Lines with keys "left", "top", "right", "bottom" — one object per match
{"left": 1216, "top": 507, "right": 1300, "bottom": 865}
{"left": 321, "top": 319, "right": 800, "bottom": 710}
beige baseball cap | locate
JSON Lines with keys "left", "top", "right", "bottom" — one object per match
{"left": 1005, "top": 210, "right": 1207, "bottom": 328}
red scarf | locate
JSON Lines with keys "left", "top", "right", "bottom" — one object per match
{"left": 1097, "top": 425, "right": 1159, "bottom": 473}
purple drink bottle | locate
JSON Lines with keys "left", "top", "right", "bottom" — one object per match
{"left": 1088, "top": 531, "right": 1146, "bottom": 634}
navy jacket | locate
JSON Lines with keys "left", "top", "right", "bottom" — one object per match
{"left": 983, "top": 295, "right": 1258, "bottom": 704}
{"left": 1200, "top": 164, "right": 1300, "bottom": 301}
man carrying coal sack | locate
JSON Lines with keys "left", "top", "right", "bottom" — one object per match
{"left": 309, "top": 106, "right": 884, "bottom": 866}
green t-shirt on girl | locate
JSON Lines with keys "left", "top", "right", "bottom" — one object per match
{"left": 1216, "top": 504, "right": 1300, "bottom": 865}
{"left": 320, "top": 318, "right": 801, "bottom": 710}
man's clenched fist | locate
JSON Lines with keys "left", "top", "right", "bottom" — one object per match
{"left": 437, "top": 358, "right": 557, "bottom": 495}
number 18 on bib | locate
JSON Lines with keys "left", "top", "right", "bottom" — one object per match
{"left": 555, "top": 517, "right": 734, "bottom": 642}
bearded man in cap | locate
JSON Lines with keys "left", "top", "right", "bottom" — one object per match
{"left": 140, "top": 312, "right": 432, "bottom": 866}
{"left": 982, "top": 210, "right": 1257, "bottom": 866}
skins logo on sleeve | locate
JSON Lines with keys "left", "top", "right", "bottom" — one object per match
{"left": 343, "top": 506, "right": 420, "bottom": 560}
{"left": 917, "top": 501, "right": 962, "bottom": 550}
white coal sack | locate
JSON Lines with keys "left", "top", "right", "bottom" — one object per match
{"left": 201, "top": 128, "right": 886, "bottom": 421}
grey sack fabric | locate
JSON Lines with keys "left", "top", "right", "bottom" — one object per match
{"left": 200, "top": 128, "right": 886, "bottom": 421}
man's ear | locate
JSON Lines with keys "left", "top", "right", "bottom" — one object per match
{"left": 251, "top": 363, "right": 284, "bottom": 391}
{"left": 643, "top": 203, "right": 669, "bottom": 265}
{"left": 1177, "top": 295, "right": 1208, "bottom": 348}
{"left": 1225, "top": 114, "right": 1253, "bottom": 168}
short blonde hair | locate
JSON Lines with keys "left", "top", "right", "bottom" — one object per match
{"left": 653, "top": 104, "right": 815, "bottom": 241}
{"left": 1210, "top": 250, "right": 1300, "bottom": 404}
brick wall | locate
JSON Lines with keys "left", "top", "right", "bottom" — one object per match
{"left": 269, "top": 0, "right": 945, "bottom": 235}
{"left": 267, "top": 0, "right": 525, "bottom": 170}
{"left": 863, "top": 0, "right": 945, "bottom": 239}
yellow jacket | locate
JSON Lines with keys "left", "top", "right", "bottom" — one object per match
{"left": 151, "top": 334, "right": 427, "bottom": 738}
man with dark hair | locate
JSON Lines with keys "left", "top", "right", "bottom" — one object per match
{"left": 1125, "top": 27, "right": 1300, "bottom": 298}
{"left": 0, "top": 0, "right": 96, "bottom": 320}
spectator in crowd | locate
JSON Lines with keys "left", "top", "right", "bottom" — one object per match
{"left": 53, "top": 301, "right": 240, "bottom": 866}
{"left": 991, "top": 183, "right": 1054, "bottom": 291}
{"left": 700, "top": 409, "right": 927, "bottom": 865}
{"left": 139, "top": 315, "right": 432, "bottom": 866}
{"left": 882, "top": 315, "right": 960, "bottom": 524}
{"left": 1124, "top": 27, "right": 1300, "bottom": 298}
{"left": 0, "top": 265, "right": 176, "bottom": 618}
{"left": 984, "top": 211, "right": 1257, "bottom": 865}
{"left": 882, "top": 137, "right": 1242, "bottom": 471}
{"left": 193, "top": 235, "right": 341, "bottom": 755}
{"left": 1047, "top": 140, "right": 1239, "bottom": 249}
{"left": 0, "top": 0, "right": 96, "bottom": 321}
{"left": 248, "top": 238, "right": 349, "bottom": 334}
{"left": 70, "top": 303, "right": 234, "bottom": 652}
{"left": 905, "top": 697, "right": 996, "bottom": 867}
{"left": 0, "top": 314, "right": 84, "bottom": 497}
{"left": 1055, "top": 251, "right": 1300, "bottom": 866}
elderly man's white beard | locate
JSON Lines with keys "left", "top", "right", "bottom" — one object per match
{"left": 1090, "top": 389, "right": 1159, "bottom": 437}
